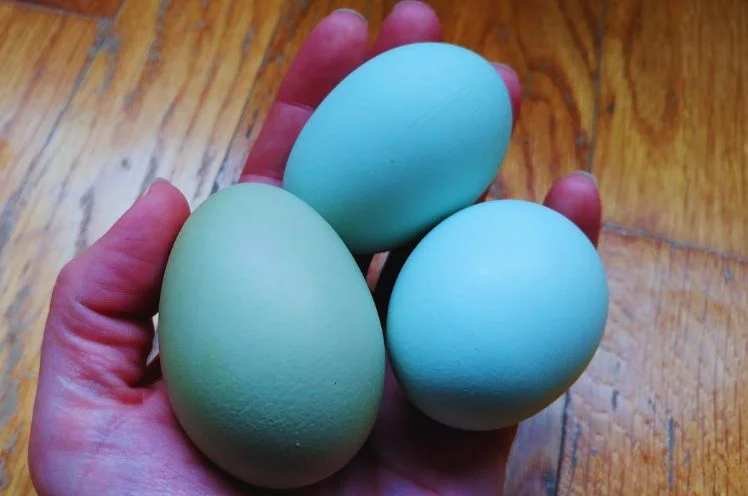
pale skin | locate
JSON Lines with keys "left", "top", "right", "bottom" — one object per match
{"left": 28, "top": 2, "right": 602, "bottom": 495}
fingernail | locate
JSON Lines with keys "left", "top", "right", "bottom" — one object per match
{"left": 333, "top": 8, "right": 366, "bottom": 21}
{"left": 395, "top": 0, "right": 428, "bottom": 9}
{"left": 238, "top": 174, "right": 282, "bottom": 187}
{"left": 493, "top": 62, "right": 517, "bottom": 78}
{"left": 393, "top": 0, "right": 432, "bottom": 15}
{"left": 494, "top": 63, "right": 520, "bottom": 92}
{"left": 144, "top": 177, "right": 169, "bottom": 196}
{"left": 571, "top": 170, "right": 598, "bottom": 187}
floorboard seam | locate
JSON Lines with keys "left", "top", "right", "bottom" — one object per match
{"left": 6, "top": 0, "right": 117, "bottom": 21}
{"left": 585, "top": 0, "right": 608, "bottom": 173}
{"left": 554, "top": 393, "right": 572, "bottom": 496}
{"left": 603, "top": 222, "right": 748, "bottom": 263}
{"left": 555, "top": 2, "right": 611, "bottom": 493}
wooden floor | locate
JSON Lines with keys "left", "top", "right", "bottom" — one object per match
{"left": 0, "top": 0, "right": 746, "bottom": 494}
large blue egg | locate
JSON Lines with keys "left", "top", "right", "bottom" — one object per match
{"left": 386, "top": 200, "right": 608, "bottom": 430}
{"left": 284, "top": 42, "right": 513, "bottom": 254}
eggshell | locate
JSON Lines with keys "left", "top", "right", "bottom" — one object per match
{"left": 386, "top": 200, "right": 608, "bottom": 430}
{"left": 283, "top": 42, "right": 513, "bottom": 254}
{"left": 158, "top": 183, "right": 385, "bottom": 489}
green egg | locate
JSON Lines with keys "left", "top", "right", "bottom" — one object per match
{"left": 158, "top": 183, "right": 385, "bottom": 489}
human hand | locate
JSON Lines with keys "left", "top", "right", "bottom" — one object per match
{"left": 29, "top": 3, "right": 601, "bottom": 495}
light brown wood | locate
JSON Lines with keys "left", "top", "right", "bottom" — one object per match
{"left": 559, "top": 229, "right": 748, "bottom": 495}
{"left": 594, "top": 0, "right": 748, "bottom": 258}
{"left": 0, "top": 4, "right": 97, "bottom": 493}
{"left": 1, "top": 0, "right": 747, "bottom": 494}
{"left": 505, "top": 396, "right": 567, "bottom": 496}
{"left": 21, "top": 0, "right": 122, "bottom": 17}
{"left": 437, "top": 0, "right": 605, "bottom": 204}
{"left": 0, "top": 0, "right": 281, "bottom": 492}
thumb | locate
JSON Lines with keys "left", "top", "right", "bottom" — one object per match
{"left": 38, "top": 179, "right": 189, "bottom": 395}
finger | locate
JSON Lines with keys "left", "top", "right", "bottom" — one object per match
{"left": 370, "top": 362, "right": 517, "bottom": 493}
{"left": 240, "top": 9, "right": 369, "bottom": 184}
{"left": 355, "top": 253, "right": 374, "bottom": 279}
{"left": 365, "top": 252, "right": 388, "bottom": 291}
{"left": 277, "top": 9, "right": 369, "bottom": 108}
{"left": 370, "top": 0, "right": 442, "bottom": 57}
{"left": 372, "top": 240, "right": 418, "bottom": 320}
{"left": 40, "top": 179, "right": 189, "bottom": 393}
{"left": 543, "top": 171, "right": 602, "bottom": 246}
{"left": 138, "top": 355, "right": 162, "bottom": 387}
{"left": 491, "top": 62, "right": 522, "bottom": 126}
{"left": 239, "top": 103, "right": 311, "bottom": 186}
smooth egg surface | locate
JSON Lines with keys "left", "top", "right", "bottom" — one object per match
{"left": 158, "top": 183, "right": 385, "bottom": 489}
{"left": 283, "top": 42, "right": 513, "bottom": 254}
{"left": 386, "top": 200, "right": 608, "bottom": 430}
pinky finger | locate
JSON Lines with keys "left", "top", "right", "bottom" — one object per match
{"left": 543, "top": 171, "right": 602, "bottom": 246}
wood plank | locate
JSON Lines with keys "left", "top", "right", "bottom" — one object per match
{"left": 0, "top": 2, "right": 96, "bottom": 223}
{"left": 0, "top": 1, "right": 281, "bottom": 493}
{"left": 21, "top": 0, "right": 122, "bottom": 17}
{"left": 593, "top": 0, "right": 748, "bottom": 257}
{"left": 4, "top": 1, "right": 745, "bottom": 494}
{"left": 557, "top": 229, "right": 748, "bottom": 494}
{"left": 0, "top": 3, "right": 97, "bottom": 493}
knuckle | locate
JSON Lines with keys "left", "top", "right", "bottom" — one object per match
{"left": 52, "top": 259, "right": 84, "bottom": 307}
{"left": 56, "top": 259, "right": 79, "bottom": 287}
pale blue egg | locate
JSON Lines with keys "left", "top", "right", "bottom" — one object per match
{"left": 284, "top": 42, "right": 513, "bottom": 254}
{"left": 386, "top": 200, "right": 608, "bottom": 431}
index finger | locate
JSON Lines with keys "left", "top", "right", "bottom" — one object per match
{"left": 240, "top": 10, "right": 369, "bottom": 185}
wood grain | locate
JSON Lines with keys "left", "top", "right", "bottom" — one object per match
{"left": 0, "top": 4, "right": 96, "bottom": 492}
{"left": 594, "top": 0, "right": 748, "bottom": 258}
{"left": 558, "top": 228, "right": 748, "bottom": 495}
{"left": 1, "top": 0, "right": 748, "bottom": 494}
{"left": 0, "top": 0, "right": 280, "bottom": 492}
{"left": 504, "top": 396, "right": 567, "bottom": 496}
{"left": 21, "top": 0, "right": 122, "bottom": 17}
{"left": 435, "top": 0, "right": 605, "bottom": 204}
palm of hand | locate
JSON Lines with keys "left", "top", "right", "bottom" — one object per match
{"left": 29, "top": 3, "right": 600, "bottom": 495}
